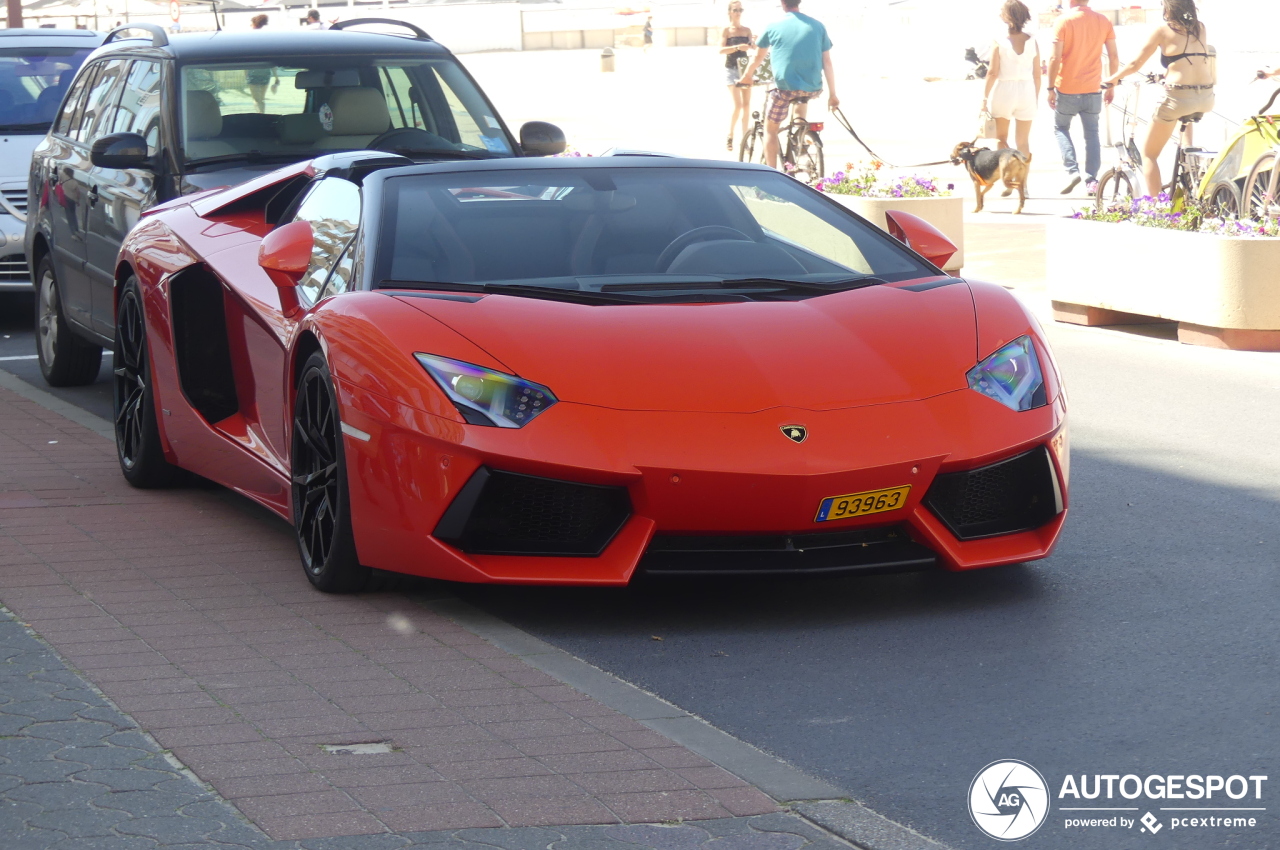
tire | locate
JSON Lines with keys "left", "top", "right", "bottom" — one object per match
{"left": 1207, "top": 181, "right": 1242, "bottom": 218}
{"left": 113, "top": 276, "right": 179, "bottom": 488}
{"left": 34, "top": 255, "right": 102, "bottom": 387}
{"left": 789, "top": 130, "right": 825, "bottom": 185}
{"left": 291, "top": 351, "right": 367, "bottom": 594}
{"left": 1094, "top": 169, "right": 1133, "bottom": 211}
{"left": 738, "top": 124, "right": 761, "bottom": 164}
{"left": 1242, "top": 151, "right": 1277, "bottom": 220}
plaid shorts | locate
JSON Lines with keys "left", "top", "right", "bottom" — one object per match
{"left": 767, "top": 88, "right": 821, "bottom": 124}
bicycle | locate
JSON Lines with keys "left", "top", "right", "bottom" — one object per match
{"left": 1239, "top": 87, "right": 1280, "bottom": 220}
{"left": 1095, "top": 74, "right": 1218, "bottom": 213}
{"left": 738, "top": 87, "right": 825, "bottom": 185}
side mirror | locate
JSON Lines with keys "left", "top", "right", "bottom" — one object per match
{"left": 884, "top": 210, "right": 958, "bottom": 271}
{"left": 90, "top": 132, "right": 151, "bottom": 170}
{"left": 258, "top": 221, "right": 312, "bottom": 315}
{"left": 519, "top": 121, "right": 567, "bottom": 157}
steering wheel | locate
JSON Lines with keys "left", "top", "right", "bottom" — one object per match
{"left": 367, "top": 126, "right": 451, "bottom": 153}
{"left": 656, "top": 226, "right": 754, "bottom": 271}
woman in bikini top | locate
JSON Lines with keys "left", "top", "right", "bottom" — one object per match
{"left": 1102, "top": 0, "right": 1212, "bottom": 196}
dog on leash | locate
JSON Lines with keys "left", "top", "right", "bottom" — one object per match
{"left": 950, "top": 141, "right": 1030, "bottom": 214}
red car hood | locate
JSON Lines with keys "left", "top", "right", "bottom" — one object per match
{"left": 396, "top": 282, "right": 978, "bottom": 413}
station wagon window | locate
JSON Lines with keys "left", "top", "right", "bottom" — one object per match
{"left": 77, "top": 59, "right": 128, "bottom": 144}
{"left": 177, "top": 57, "right": 513, "bottom": 163}
{"left": 292, "top": 178, "right": 361, "bottom": 305}
{"left": 111, "top": 61, "right": 163, "bottom": 153}
{"left": 52, "top": 65, "right": 93, "bottom": 137}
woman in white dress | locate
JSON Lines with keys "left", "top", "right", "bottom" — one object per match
{"left": 981, "top": 0, "right": 1041, "bottom": 157}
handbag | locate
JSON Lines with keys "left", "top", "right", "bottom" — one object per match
{"left": 977, "top": 108, "right": 998, "bottom": 140}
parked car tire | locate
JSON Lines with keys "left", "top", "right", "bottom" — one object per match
{"left": 292, "top": 351, "right": 368, "bottom": 593}
{"left": 35, "top": 255, "right": 102, "bottom": 387}
{"left": 113, "top": 275, "right": 179, "bottom": 488}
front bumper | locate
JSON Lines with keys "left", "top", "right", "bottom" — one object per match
{"left": 337, "top": 383, "right": 1069, "bottom": 585}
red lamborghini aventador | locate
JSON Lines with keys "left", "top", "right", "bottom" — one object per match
{"left": 114, "top": 151, "right": 1068, "bottom": 591}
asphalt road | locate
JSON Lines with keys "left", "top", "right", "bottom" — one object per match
{"left": 2, "top": 286, "right": 1276, "bottom": 850}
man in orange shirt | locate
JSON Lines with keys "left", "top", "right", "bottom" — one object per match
{"left": 1047, "top": 0, "right": 1118, "bottom": 194}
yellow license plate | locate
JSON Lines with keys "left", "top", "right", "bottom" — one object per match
{"left": 815, "top": 485, "right": 911, "bottom": 522}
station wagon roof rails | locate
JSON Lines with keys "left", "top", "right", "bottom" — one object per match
{"left": 102, "top": 23, "right": 169, "bottom": 48}
{"left": 328, "top": 18, "right": 432, "bottom": 41}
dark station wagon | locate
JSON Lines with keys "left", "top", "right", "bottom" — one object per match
{"left": 26, "top": 19, "right": 565, "bottom": 386}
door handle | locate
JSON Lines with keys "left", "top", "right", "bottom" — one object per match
{"left": 88, "top": 185, "right": 100, "bottom": 206}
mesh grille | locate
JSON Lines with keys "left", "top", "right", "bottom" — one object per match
{"left": 1, "top": 189, "right": 27, "bottom": 218}
{"left": 437, "top": 469, "right": 631, "bottom": 556}
{"left": 0, "top": 254, "right": 29, "bottom": 282}
{"left": 924, "top": 446, "right": 1061, "bottom": 540}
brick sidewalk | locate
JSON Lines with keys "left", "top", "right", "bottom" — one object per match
{"left": 0, "top": 385, "right": 783, "bottom": 842}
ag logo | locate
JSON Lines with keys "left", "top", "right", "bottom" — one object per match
{"left": 780, "top": 425, "right": 807, "bottom": 443}
{"left": 968, "top": 760, "right": 1049, "bottom": 841}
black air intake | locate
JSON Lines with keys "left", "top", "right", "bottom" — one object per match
{"left": 924, "top": 446, "right": 1062, "bottom": 540}
{"left": 434, "top": 468, "right": 631, "bottom": 556}
{"left": 640, "top": 525, "right": 936, "bottom": 576}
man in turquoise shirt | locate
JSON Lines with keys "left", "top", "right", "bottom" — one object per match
{"left": 738, "top": 0, "right": 840, "bottom": 169}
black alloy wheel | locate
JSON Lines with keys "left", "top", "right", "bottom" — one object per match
{"left": 291, "top": 351, "right": 367, "bottom": 593}
{"left": 35, "top": 255, "right": 102, "bottom": 387}
{"left": 113, "top": 277, "right": 178, "bottom": 488}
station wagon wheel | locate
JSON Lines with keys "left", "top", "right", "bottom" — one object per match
{"left": 35, "top": 255, "right": 102, "bottom": 387}
{"left": 291, "top": 351, "right": 366, "bottom": 593}
{"left": 113, "top": 277, "right": 178, "bottom": 488}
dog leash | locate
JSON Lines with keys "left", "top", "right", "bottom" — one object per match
{"left": 830, "top": 108, "right": 954, "bottom": 168}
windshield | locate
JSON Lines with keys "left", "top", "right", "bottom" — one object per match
{"left": 374, "top": 167, "right": 933, "bottom": 299}
{"left": 0, "top": 46, "right": 93, "bottom": 133}
{"left": 179, "top": 57, "right": 513, "bottom": 165}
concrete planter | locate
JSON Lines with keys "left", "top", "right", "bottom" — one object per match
{"left": 826, "top": 194, "right": 965, "bottom": 273}
{"left": 1046, "top": 217, "right": 1280, "bottom": 350}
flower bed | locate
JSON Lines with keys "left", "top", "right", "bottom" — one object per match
{"left": 817, "top": 164, "right": 964, "bottom": 272}
{"left": 1048, "top": 200, "right": 1280, "bottom": 350}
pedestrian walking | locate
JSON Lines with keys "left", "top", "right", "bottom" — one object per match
{"left": 1101, "top": 0, "right": 1213, "bottom": 198}
{"left": 643, "top": 17, "right": 653, "bottom": 52}
{"left": 1046, "top": 0, "right": 1118, "bottom": 195}
{"left": 303, "top": 9, "right": 326, "bottom": 30}
{"left": 981, "top": 0, "right": 1041, "bottom": 158}
{"left": 246, "top": 15, "right": 278, "bottom": 114}
{"left": 722, "top": 2, "right": 755, "bottom": 152}
{"left": 737, "top": 0, "right": 839, "bottom": 170}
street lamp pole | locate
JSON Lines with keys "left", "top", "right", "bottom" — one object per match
{"left": 6, "top": 0, "right": 23, "bottom": 29}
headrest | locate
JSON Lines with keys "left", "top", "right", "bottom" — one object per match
{"left": 323, "top": 87, "right": 390, "bottom": 136}
{"left": 279, "top": 113, "right": 322, "bottom": 145}
{"left": 185, "top": 90, "right": 223, "bottom": 140}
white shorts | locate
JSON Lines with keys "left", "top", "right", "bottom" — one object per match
{"left": 989, "top": 80, "right": 1037, "bottom": 122}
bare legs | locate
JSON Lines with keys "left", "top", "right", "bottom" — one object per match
{"left": 727, "top": 84, "right": 751, "bottom": 150}
{"left": 994, "top": 117, "right": 1033, "bottom": 157}
{"left": 1142, "top": 118, "right": 1178, "bottom": 197}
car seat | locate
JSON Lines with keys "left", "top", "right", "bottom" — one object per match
{"left": 183, "top": 90, "right": 236, "bottom": 160}
{"left": 312, "top": 87, "right": 391, "bottom": 150}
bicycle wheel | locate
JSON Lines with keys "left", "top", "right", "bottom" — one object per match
{"left": 1242, "top": 151, "right": 1277, "bottom": 220}
{"left": 788, "top": 130, "right": 824, "bottom": 184}
{"left": 739, "top": 122, "right": 763, "bottom": 164}
{"left": 1206, "top": 181, "right": 1241, "bottom": 217}
{"left": 1094, "top": 169, "right": 1133, "bottom": 211}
